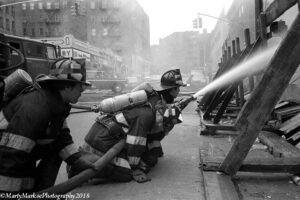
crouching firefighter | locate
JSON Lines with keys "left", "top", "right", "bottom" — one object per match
{"left": 68, "top": 69, "right": 191, "bottom": 183}
{"left": 0, "top": 58, "right": 97, "bottom": 194}
{"left": 139, "top": 69, "right": 193, "bottom": 170}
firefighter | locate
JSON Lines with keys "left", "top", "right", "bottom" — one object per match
{"left": 68, "top": 69, "right": 187, "bottom": 183}
{"left": 139, "top": 69, "right": 188, "bottom": 169}
{"left": 0, "top": 58, "right": 97, "bottom": 194}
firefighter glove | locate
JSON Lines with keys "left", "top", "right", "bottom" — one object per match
{"left": 132, "top": 169, "right": 151, "bottom": 183}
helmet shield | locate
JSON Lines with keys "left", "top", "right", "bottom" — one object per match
{"left": 153, "top": 69, "right": 186, "bottom": 91}
{"left": 36, "top": 58, "right": 91, "bottom": 86}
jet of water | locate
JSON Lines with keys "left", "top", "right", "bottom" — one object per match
{"left": 193, "top": 44, "right": 279, "bottom": 99}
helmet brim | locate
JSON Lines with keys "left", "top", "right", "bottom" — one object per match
{"left": 37, "top": 76, "right": 92, "bottom": 86}
{"left": 152, "top": 82, "right": 187, "bottom": 91}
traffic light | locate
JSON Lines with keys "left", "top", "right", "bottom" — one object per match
{"left": 192, "top": 17, "right": 202, "bottom": 29}
{"left": 71, "top": 2, "right": 79, "bottom": 16}
{"left": 193, "top": 19, "right": 198, "bottom": 29}
{"left": 198, "top": 17, "right": 202, "bottom": 28}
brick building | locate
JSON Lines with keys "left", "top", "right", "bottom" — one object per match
{"left": 0, "top": 0, "right": 150, "bottom": 75}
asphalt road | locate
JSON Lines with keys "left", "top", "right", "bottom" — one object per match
{"left": 55, "top": 97, "right": 205, "bottom": 200}
{"left": 54, "top": 91, "right": 300, "bottom": 199}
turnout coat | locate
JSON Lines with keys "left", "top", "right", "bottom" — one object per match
{"left": 0, "top": 88, "right": 78, "bottom": 192}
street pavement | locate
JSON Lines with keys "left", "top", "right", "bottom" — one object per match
{"left": 54, "top": 91, "right": 300, "bottom": 199}
{"left": 56, "top": 99, "right": 206, "bottom": 200}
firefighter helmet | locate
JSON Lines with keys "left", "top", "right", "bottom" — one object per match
{"left": 154, "top": 69, "right": 186, "bottom": 91}
{"left": 36, "top": 58, "right": 91, "bottom": 86}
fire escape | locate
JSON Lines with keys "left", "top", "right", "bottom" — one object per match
{"left": 100, "top": 0, "right": 122, "bottom": 54}
{"left": 44, "top": 1, "right": 62, "bottom": 37}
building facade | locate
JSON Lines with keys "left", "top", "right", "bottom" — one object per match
{"left": 208, "top": 0, "right": 256, "bottom": 75}
{"left": 151, "top": 31, "right": 209, "bottom": 75}
{"left": 0, "top": 0, "right": 150, "bottom": 76}
{"left": 0, "top": 0, "right": 23, "bottom": 35}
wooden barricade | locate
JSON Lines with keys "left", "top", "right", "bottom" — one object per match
{"left": 199, "top": 1, "right": 300, "bottom": 199}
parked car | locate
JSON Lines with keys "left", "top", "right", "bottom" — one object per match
{"left": 86, "top": 70, "right": 128, "bottom": 93}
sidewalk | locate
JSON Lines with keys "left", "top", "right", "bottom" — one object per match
{"left": 199, "top": 115, "right": 300, "bottom": 200}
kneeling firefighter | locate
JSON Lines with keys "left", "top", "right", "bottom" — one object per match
{"left": 68, "top": 69, "right": 193, "bottom": 183}
{"left": 0, "top": 58, "right": 98, "bottom": 194}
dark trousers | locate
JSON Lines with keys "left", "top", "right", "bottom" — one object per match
{"left": 33, "top": 144, "right": 63, "bottom": 192}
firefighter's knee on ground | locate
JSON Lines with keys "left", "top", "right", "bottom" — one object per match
{"left": 110, "top": 166, "right": 132, "bottom": 182}
{"left": 143, "top": 154, "right": 158, "bottom": 167}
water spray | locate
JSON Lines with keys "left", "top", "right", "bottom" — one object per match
{"left": 174, "top": 43, "right": 280, "bottom": 112}
{"left": 192, "top": 44, "right": 279, "bottom": 100}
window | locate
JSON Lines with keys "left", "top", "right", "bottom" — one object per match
{"left": 91, "top": 1, "right": 95, "bottom": 9}
{"left": 239, "top": 6, "right": 244, "bottom": 17}
{"left": 12, "top": 21, "right": 15, "bottom": 33}
{"left": 54, "top": 27, "right": 59, "bottom": 36}
{"left": 0, "top": 17, "right": 3, "bottom": 28}
{"left": 101, "top": 0, "right": 107, "bottom": 9}
{"left": 54, "top": 2, "right": 59, "bottom": 9}
{"left": 92, "top": 28, "right": 96, "bottom": 36}
{"left": 23, "top": 28, "right": 27, "bottom": 36}
{"left": 5, "top": 18, "right": 9, "bottom": 31}
{"left": 62, "top": 0, "right": 67, "bottom": 8}
{"left": 30, "top": 3, "right": 34, "bottom": 10}
{"left": 46, "top": 46, "right": 56, "bottom": 59}
{"left": 24, "top": 42, "right": 45, "bottom": 58}
{"left": 38, "top": 2, "right": 43, "bottom": 9}
{"left": 39, "top": 27, "right": 44, "bottom": 35}
{"left": 22, "top": 3, "right": 26, "bottom": 10}
{"left": 8, "top": 42, "right": 22, "bottom": 67}
{"left": 113, "top": 0, "right": 120, "bottom": 9}
{"left": 46, "top": 2, "right": 51, "bottom": 9}
{"left": 31, "top": 28, "right": 35, "bottom": 37}
{"left": 102, "top": 28, "right": 108, "bottom": 36}
{"left": 46, "top": 27, "right": 51, "bottom": 36}
{"left": 11, "top": 6, "right": 15, "bottom": 16}
{"left": 9, "top": 42, "right": 21, "bottom": 51}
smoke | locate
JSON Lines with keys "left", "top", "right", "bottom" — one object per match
{"left": 193, "top": 43, "right": 280, "bottom": 98}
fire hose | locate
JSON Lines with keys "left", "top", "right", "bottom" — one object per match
{"left": 33, "top": 139, "right": 125, "bottom": 197}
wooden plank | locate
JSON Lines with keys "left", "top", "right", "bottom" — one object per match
{"left": 203, "top": 89, "right": 227, "bottom": 120}
{"left": 265, "top": 0, "right": 297, "bottom": 26}
{"left": 220, "top": 13, "right": 300, "bottom": 176}
{"left": 280, "top": 112, "right": 300, "bottom": 133}
{"left": 258, "top": 131, "right": 300, "bottom": 157}
{"left": 275, "top": 101, "right": 289, "bottom": 109}
{"left": 275, "top": 105, "right": 300, "bottom": 116}
{"left": 205, "top": 124, "right": 237, "bottom": 131}
{"left": 244, "top": 29, "right": 255, "bottom": 92}
{"left": 287, "top": 130, "right": 300, "bottom": 143}
{"left": 213, "top": 84, "right": 238, "bottom": 124}
{"left": 202, "top": 156, "right": 300, "bottom": 173}
{"left": 225, "top": 106, "right": 242, "bottom": 111}
{"left": 236, "top": 37, "right": 246, "bottom": 106}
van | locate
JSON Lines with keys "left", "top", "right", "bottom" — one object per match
{"left": 0, "top": 33, "right": 59, "bottom": 79}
